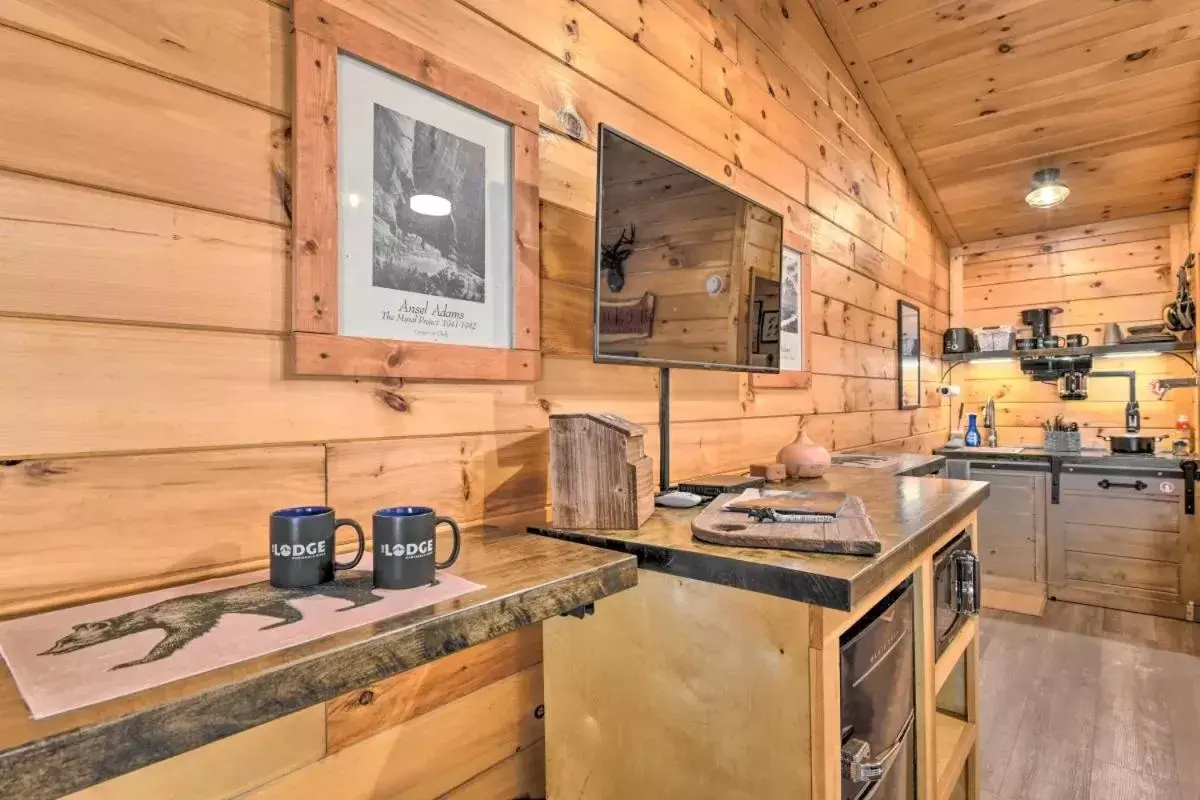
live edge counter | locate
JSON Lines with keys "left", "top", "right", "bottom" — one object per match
{"left": 0, "top": 529, "right": 636, "bottom": 800}
{"left": 530, "top": 458, "right": 988, "bottom": 800}
{"left": 530, "top": 455, "right": 987, "bottom": 611}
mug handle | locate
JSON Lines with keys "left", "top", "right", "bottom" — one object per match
{"left": 1078, "top": 335, "right": 1089, "bottom": 346}
{"left": 434, "top": 517, "right": 462, "bottom": 570}
{"left": 333, "top": 518, "right": 365, "bottom": 571}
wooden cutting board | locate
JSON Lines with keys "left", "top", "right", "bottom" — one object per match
{"left": 691, "top": 493, "right": 880, "bottom": 556}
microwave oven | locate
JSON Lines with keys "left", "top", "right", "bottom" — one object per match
{"left": 933, "top": 532, "right": 981, "bottom": 657}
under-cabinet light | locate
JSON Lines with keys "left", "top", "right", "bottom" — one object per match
{"left": 970, "top": 357, "right": 1015, "bottom": 364}
{"left": 1096, "top": 351, "right": 1160, "bottom": 359}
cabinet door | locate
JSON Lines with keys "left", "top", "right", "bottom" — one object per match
{"left": 1047, "top": 470, "right": 1186, "bottom": 616}
{"left": 970, "top": 466, "right": 1046, "bottom": 583}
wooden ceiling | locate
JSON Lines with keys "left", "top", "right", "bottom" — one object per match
{"left": 809, "top": 0, "right": 1200, "bottom": 245}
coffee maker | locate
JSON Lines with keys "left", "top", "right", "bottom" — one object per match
{"left": 1020, "top": 307, "right": 1059, "bottom": 340}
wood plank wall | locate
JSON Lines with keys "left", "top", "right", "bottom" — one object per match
{"left": 955, "top": 213, "right": 1195, "bottom": 449}
{"left": 0, "top": 0, "right": 950, "bottom": 796}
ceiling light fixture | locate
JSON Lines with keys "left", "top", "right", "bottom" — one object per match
{"left": 1024, "top": 168, "right": 1070, "bottom": 209}
{"left": 410, "top": 194, "right": 452, "bottom": 217}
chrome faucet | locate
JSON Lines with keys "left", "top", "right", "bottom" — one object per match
{"left": 983, "top": 397, "right": 997, "bottom": 447}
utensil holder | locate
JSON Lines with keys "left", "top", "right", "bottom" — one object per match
{"left": 1043, "top": 430, "right": 1081, "bottom": 452}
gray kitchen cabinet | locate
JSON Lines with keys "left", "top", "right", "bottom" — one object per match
{"left": 1047, "top": 465, "right": 1191, "bottom": 619}
{"left": 945, "top": 461, "right": 1047, "bottom": 589}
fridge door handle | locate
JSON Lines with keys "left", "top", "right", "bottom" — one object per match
{"left": 952, "top": 551, "right": 981, "bottom": 616}
{"left": 841, "top": 710, "right": 915, "bottom": 785}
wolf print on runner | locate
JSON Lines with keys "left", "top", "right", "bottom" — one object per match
{"left": 38, "top": 572, "right": 385, "bottom": 671}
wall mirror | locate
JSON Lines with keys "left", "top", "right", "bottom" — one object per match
{"left": 898, "top": 300, "right": 920, "bottom": 410}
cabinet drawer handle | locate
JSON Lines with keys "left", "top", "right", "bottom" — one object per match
{"left": 1097, "top": 479, "right": 1147, "bottom": 491}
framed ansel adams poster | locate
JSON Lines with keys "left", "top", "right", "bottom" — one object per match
{"left": 750, "top": 229, "right": 811, "bottom": 389}
{"left": 290, "top": 0, "right": 540, "bottom": 381}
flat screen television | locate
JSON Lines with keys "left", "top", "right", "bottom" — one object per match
{"left": 593, "top": 125, "right": 785, "bottom": 373}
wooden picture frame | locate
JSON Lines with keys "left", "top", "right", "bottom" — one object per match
{"left": 290, "top": 0, "right": 540, "bottom": 381}
{"left": 750, "top": 229, "right": 812, "bottom": 389}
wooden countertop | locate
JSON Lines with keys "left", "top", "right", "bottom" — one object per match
{"left": 530, "top": 456, "right": 988, "bottom": 612}
{"left": 0, "top": 529, "right": 636, "bottom": 800}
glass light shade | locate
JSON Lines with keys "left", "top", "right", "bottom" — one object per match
{"left": 409, "top": 194, "right": 452, "bottom": 216}
{"left": 1025, "top": 169, "right": 1070, "bottom": 208}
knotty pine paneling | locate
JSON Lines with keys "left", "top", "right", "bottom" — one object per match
{"left": 0, "top": 0, "right": 950, "bottom": 794}
{"left": 63, "top": 707, "right": 326, "bottom": 800}
{"left": 0, "top": 27, "right": 288, "bottom": 226}
{"left": 2, "top": 0, "right": 291, "bottom": 113}
{"left": 0, "top": 447, "right": 324, "bottom": 618}
{"left": 326, "top": 628, "right": 542, "bottom": 753}
{"left": 955, "top": 217, "right": 1195, "bottom": 450}
{"left": 244, "top": 667, "right": 544, "bottom": 799}
{"left": 0, "top": 173, "right": 288, "bottom": 333}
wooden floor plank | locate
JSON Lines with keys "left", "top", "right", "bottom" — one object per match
{"left": 1093, "top": 641, "right": 1178, "bottom": 783}
{"left": 1088, "top": 760, "right": 1181, "bottom": 800}
{"left": 995, "top": 604, "right": 1102, "bottom": 800}
{"left": 977, "top": 614, "right": 1045, "bottom": 792}
{"left": 981, "top": 601, "right": 1200, "bottom": 800}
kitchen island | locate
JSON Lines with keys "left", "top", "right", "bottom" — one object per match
{"left": 530, "top": 456, "right": 989, "bottom": 800}
{"left": 936, "top": 447, "right": 1199, "bottom": 619}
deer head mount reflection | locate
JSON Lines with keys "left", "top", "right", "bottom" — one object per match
{"left": 600, "top": 224, "right": 636, "bottom": 293}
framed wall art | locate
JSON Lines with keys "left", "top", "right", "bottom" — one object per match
{"left": 291, "top": 0, "right": 540, "bottom": 381}
{"left": 750, "top": 229, "right": 812, "bottom": 389}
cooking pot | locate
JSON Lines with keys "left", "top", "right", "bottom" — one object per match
{"left": 1098, "top": 433, "right": 1170, "bottom": 455}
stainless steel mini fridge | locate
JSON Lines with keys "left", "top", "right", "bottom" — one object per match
{"left": 840, "top": 579, "right": 916, "bottom": 800}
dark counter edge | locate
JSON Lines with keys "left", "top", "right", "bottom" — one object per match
{"left": 529, "top": 479, "right": 988, "bottom": 614}
{"left": 0, "top": 547, "right": 637, "bottom": 800}
{"left": 934, "top": 447, "right": 1189, "bottom": 475}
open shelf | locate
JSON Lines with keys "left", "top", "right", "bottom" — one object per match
{"left": 934, "top": 616, "right": 977, "bottom": 692}
{"left": 935, "top": 711, "right": 977, "bottom": 800}
{"left": 942, "top": 339, "right": 1193, "bottom": 363}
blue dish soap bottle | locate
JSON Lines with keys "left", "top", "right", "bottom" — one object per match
{"left": 965, "top": 413, "right": 981, "bottom": 447}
